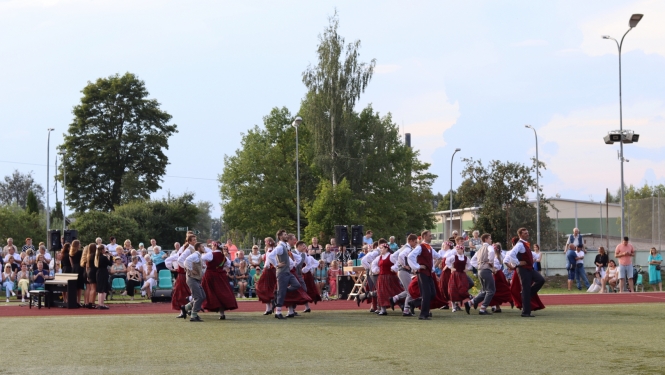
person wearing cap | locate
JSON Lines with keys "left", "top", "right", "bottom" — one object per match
{"left": 110, "top": 256, "right": 127, "bottom": 283}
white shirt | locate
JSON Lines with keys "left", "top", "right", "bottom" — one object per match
{"left": 38, "top": 251, "right": 52, "bottom": 262}
{"left": 361, "top": 249, "right": 380, "bottom": 270}
{"left": 445, "top": 253, "right": 472, "bottom": 271}
{"left": 177, "top": 245, "right": 194, "bottom": 269}
{"left": 106, "top": 243, "right": 119, "bottom": 255}
{"left": 407, "top": 243, "right": 441, "bottom": 273}
{"left": 184, "top": 251, "right": 201, "bottom": 270}
{"left": 370, "top": 256, "right": 380, "bottom": 275}
{"left": 302, "top": 255, "right": 319, "bottom": 274}
{"left": 575, "top": 250, "right": 584, "bottom": 265}
{"left": 4, "top": 253, "right": 21, "bottom": 263}
{"left": 396, "top": 244, "right": 413, "bottom": 272}
{"left": 267, "top": 242, "right": 289, "bottom": 268}
{"left": 469, "top": 244, "right": 495, "bottom": 269}
{"left": 321, "top": 251, "right": 336, "bottom": 265}
{"left": 504, "top": 240, "right": 527, "bottom": 267}
{"left": 165, "top": 249, "right": 181, "bottom": 270}
{"left": 263, "top": 248, "right": 274, "bottom": 268}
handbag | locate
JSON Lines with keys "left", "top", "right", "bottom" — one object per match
{"left": 656, "top": 265, "right": 661, "bottom": 271}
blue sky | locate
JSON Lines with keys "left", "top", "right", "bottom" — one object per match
{"left": 1, "top": 0, "right": 664, "bottom": 218}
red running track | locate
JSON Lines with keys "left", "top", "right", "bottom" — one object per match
{"left": 2, "top": 293, "right": 664, "bottom": 318}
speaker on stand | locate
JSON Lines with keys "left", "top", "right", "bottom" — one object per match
{"left": 63, "top": 230, "right": 78, "bottom": 245}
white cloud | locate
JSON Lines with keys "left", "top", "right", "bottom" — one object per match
{"left": 512, "top": 39, "right": 548, "bottom": 47}
{"left": 579, "top": 0, "right": 665, "bottom": 57}
{"left": 374, "top": 64, "right": 401, "bottom": 74}
{"left": 537, "top": 100, "right": 665, "bottom": 198}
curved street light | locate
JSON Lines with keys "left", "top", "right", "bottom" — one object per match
{"left": 525, "top": 125, "right": 540, "bottom": 248}
{"left": 450, "top": 148, "right": 461, "bottom": 237}
{"left": 292, "top": 116, "right": 303, "bottom": 240}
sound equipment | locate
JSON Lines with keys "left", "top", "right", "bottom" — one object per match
{"left": 63, "top": 229, "right": 78, "bottom": 245}
{"left": 335, "top": 225, "right": 350, "bottom": 247}
{"left": 151, "top": 289, "right": 172, "bottom": 302}
{"left": 351, "top": 225, "right": 364, "bottom": 247}
{"left": 49, "top": 230, "right": 62, "bottom": 251}
{"left": 336, "top": 275, "right": 356, "bottom": 300}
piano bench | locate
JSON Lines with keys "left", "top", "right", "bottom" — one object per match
{"left": 29, "top": 290, "right": 50, "bottom": 310}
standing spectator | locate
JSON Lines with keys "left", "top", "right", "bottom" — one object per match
{"left": 151, "top": 245, "right": 168, "bottom": 272}
{"left": 594, "top": 247, "right": 609, "bottom": 278}
{"left": 22, "top": 238, "right": 35, "bottom": 253}
{"left": 575, "top": 246, "right": 590, "bottom": 290}
{"left": 363, "top": 231, "right": 374, "bottom": 247}
{"left": 226, "top": 239, "right": 239, "bottom": 260}
{"left": 31, "top": 261, "right": 51, "bottom": 290}
{"left": 249, "top": 246, "right": 262, "bottom": 269}
{"left": 566, "top": 244, "right": 577, "bottom": 291}
{"left": 321, "top": 245, "right": 335, "bottom": 266}
{"left": 566, "top": 228, "right": 585, "bottom": 252}
{"left": 469, "top": 230, "right": 482, "bottom": 276}
{"left": 533, "top": 244, "right": 543, "bottom": 275}
{"left": 95, "top": 246, "right": 112, "bottom": 309}
{"left": 614, "top": 237, "right": 635, "bottom": 293}
{"left": 61, "top": 243, "right": 72, "bottom": 274}
{"left": 106, "top": 237, "right": 119, "bottom": 256}
{"left": 648, "top": 247, "right": 662, "bottom": 292}
{"left": 3, "top": 238, "right": 18, "bottom": 257}
{"left": 388, "top": 237, "right": 399, "bottom": 252}
{"left": 2, "top": 264, "right": 15, "bottom": 302}
{"left": 308, "top": 237, "right": 322, "bottom": 260}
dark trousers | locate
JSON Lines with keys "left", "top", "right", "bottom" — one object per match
{"left": 416, "top": 273, "right": 435, "bottom": 318}
{"left": 517, "top": 267, "right": 545, "bottom": 315}
{"left": 155, "top": 262, "right": 167, "bottom": 272}
{"left": 472, "top": 269, "right": 495, "bottom": 308}
{"left": 126, "top": 279, "right": 140, "bottom": 296}
{"left": 275, "top": 271, "right": 300, "bottom": 307}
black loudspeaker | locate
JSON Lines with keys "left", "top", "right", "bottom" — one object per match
{"left": 49, "top": 230, "right": 62, "bottom": 251}
{"left": 63, "top": 230, "right": 78, "bottom": 244}
{"left": 336, "top": 275, "right": 355, "bottom": 300}
{"left": 335, "top": 225, "right": 349, "bottom": 246}
{"left": 351, "top": 225, "right": 364, "bottom": 247}
{"left": 151, "top": 289, "right": 172, "bottom": 302}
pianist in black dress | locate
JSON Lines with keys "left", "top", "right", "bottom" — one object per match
{"left": 69, "top": 240, "right": 85, "bottom": 306}
{"left": 86, "top": 244, "right": 98, "bottom": 309}
{"left": 95, "top": 245, "right": 112, "bottom": 310}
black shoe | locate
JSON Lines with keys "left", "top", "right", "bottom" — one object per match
{"left": 408, "top": 301, "right": 416, "bottom": 315}
{"left": 464, "top": 301, "right": 471, "bottom": 315}
{"left": 429, "top": 312, "right": 432, "bottom": 318}
{"left": 494, "top": 308, "right": 502, "bottom": 313}
{"left": 521, "top": 313, "right": 535, "bottom": 318}
{"left": 389, "top": 297, "right": 396, "bottom": 311}
{"left": 439, "top": 304, "right": 449, "bottom": 310}
{"left": 369, "top": 308, "right": 376, "bottom": 313}
{"left": 473, "top": 299, "right": 479, "bottom": 310}
{"left": 263, "top": 311, "right": 272, "bottom": 316}
{"left": 292, "top": 312, "right": 300, "bottom": 317}
{"left": 478, "top": 310, "right": 492, "bottom": 315}
{"left": 303, "top": 308, "right": 311, "bottom": 313}
{"left": 378, "top": 311, "right": 388, "bottom": 316}
{"left": 219, "top": 315, "right": 226, "bottom": 320}
{"left": 190, "top": 316, "right": 203, "bottom": 322}
{"left": 402, "top": 312, "right": 414, "bottom": 317}
{"left": 418, "top": 316, "right": 431, "bottom": 320}
{"left": 510, "top": 301, "right": 514, "bottom": 309}
{"left": 275, "top": 314, "right": 286, "bottom": 319}
{"left": 180, "top": 306, "right": 188, "bottom": 320}
{"left": 375, "top": 310, "right": 380, "bottom": 314}
{"left": 286, "top": 313, "right": 295, "bottom": 318}
{"left": 97, "top": 305, "right": 109, "bottom": 310}
{"left": 355, "top": 295, "right": 361, "bottom": 307}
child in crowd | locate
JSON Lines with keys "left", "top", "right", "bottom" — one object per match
{"left": 587, "top": 272, "right": 602, "bottom": 293}
{"left": 328, "top": 260, "right": 341, "bottom": 297}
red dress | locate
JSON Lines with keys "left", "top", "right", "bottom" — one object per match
{"left": 171, "top": 265, "right": 190, "bottom": 311}
{"left": 284, "top": 268, "right": 313, "bottom": 305}
{"left": 201, "top": 252, "right": 238, "bottom": 312}
{"left": 448, "top": 255, "right": 470, "bottom": 302}
{"left": 439, "top": 268, "right": 452, "bottom": 303}
{"left": 376, "top": 254, "right": 404, "bottom": 308}
{"left": 303, "top": 271, "right": 322, "bottom": 304}
{"left": 510, "top": 268, "right": 545, "bottom": 311}
{"left": 328, "top": 268, "right": 341, "bottom": 296}
{"left": 256, "top": 255, "right": 277, "bottom": 304}
{"left": 408, "top": 273, "right": 447, "bottom": 309}
{"left": 490, "top": 269, "right": 512, "bottom": 306}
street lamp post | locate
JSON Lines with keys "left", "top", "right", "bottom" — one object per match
{"left": 46, "top": 128, "right": 54, "bottom": 249}
{"left": 602, "top": 13, "right": 643, "bottom": 239}
{"left": 525, "top": 125, "right": 540, "bottom": 248}
{"left": 450, "top": 148, "right": 461, "bottom": 237}
{"left": 292, "top": 116, "right": 303, "bottom": 240}
{"left": 59, "top": 152, "right": 66, "bottom": 234}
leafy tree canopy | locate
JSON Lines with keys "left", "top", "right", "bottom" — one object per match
{"left": 0, "top": 170, "right": 45, "bottom": 209}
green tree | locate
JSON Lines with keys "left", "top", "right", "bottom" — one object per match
{"left": 58, "top": 72, "right": 178, "bottom": 212}
{"left": 305, "top": 178, "right": 360, "bottom": 243}
{"left": 622, "top": 183, "right": 665, "bottom": 240}
{"left": 26, "top": 191, "right": 40, "bottom": 215}
{"left": 0, "top": 205, "right": 46, "bottom": 245}
{"left": 0, "top": 170, "right": 45, "bottom": 209}
{"left": 219, "top": 107, "right": 316, "bottom": 242}
{"left": 302, "top": 11, "right": 376, "bottom": 187}
{"left": 70, "top": 211, "right": 142, "bottom": 245}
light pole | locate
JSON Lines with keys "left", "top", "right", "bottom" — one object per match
{"left": 292, "top": 116, "right": 303, "bottom": 240}
{"left": 602, "top": 13, "right": 643, "bottom": 239}
{"left": 525, "top": 125, "right": 540, "bottom": 247}
{"left": 59, "top": 152, "right": 66, "bottom": 234}
{"left": 46, "top": 128, "right": 55, "bottom": 248}
{"left": 450, "top": 148, "right": 461, "bottom": 237}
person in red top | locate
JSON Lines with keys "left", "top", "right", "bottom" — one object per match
{"left": 256, "top": 237, "right": 277, "bottom": 315}
{"left": 407, "top": 230, "right": 441, "bottom": 320}
{"left": 614, "top": 237, "right": 635, "bottom": 293}
{"left": 201, "top": 241, "right": 238, "bottom": 319}
{"left": 375, "top": 242, "right": 404, "bottom": 316}
{"left": 226, "top": 239, "right": 239, "bottom": 260}
{"left": 505, "top": 228, "right": 545, "bottom": 318}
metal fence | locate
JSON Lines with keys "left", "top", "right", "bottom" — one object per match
{"left": 625, "top": 196, "right": 664, "bottom": 251}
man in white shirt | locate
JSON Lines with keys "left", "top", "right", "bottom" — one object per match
{"left": 566, "top": 228, "right": 585, "bottom": 253}
{"left": 407, "top": 230, "right": 441, "bottom": 320}
{"left": 394, "top": 234, "right": 418, "bottom": 316}
{"left": 469, "top": 233, "right": 495, "bottom": 315}
{"left": 181, "top": 239, "right": 206, "bottom": 322}
{"left": 504, "top": 228, "right": 545, "bottom": 317}
{"left": 267, "top": 230, "right": 301, "bottom": 319}
{"left": 356, "top": 242, "right": 381, "bottom": 312}
{"left": 575, "top": 248, "right": 590, "bottom": 290}
{"left": 106, "top": 237, "right": 119, "bottom": 256}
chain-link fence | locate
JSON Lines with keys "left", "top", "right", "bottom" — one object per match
{"left": 625, "top": 196, "right": 664, "bottom": 251}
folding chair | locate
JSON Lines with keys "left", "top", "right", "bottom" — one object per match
{"left": 111, "top": 278, "right": 127, "bottom": 301}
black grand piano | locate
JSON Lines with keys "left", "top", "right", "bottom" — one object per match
{"left": 44, "top": 273, "right": 80, "bottom": 308}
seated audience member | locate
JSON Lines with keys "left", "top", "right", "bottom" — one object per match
{"left": 2, "top": 264, "right": 16, "bottom": 302}
{"left": 233, "top": 251, "right": 246, "bottom": 268}
{"left": 249, "top": 246, "right": 262, "bottom": 269}
{"left": 5, "top": 247, "right": 22, "bottom": 272}
{"left": 125, "top": 265, "right": 142, "bottom": 300}
{"left": 31, "top": 261, "right": 51, "bottom": 289}
{"left": 322, "top": 245, "right": 335, "bottom": 266}
{"left": 587, "top": 272, "right": 602, "bottom": 293}
{"left": 138, "top": 243, "right": 146, "bottom": 253}
{"left": 106, "top": 237, "right": 119, "bottom": 256}
{"left": 141, "top": 258, "right": 157, "bottom": 299}
{"left": 151, "top": 245, "right": 168, "bottom": 272}
{"left": 601, "top": 260, "right": 619, "bottom": 293}
{"left": 227, "top": 262, "right": 237, "bottom": 289}
{"left": 345, "top": 260, "right": 356, "bottom": 275}
{"left": 314, "top": 260, "right": 328, "bottom": 295}
{"left": 110, "top": 257, "right": 127, "bottom": 281}
{"left": 50, "top": 252, "right": 63, "bottom": 274}
{"left": 16, "top": 264, "right": 31, "bottom": 302}
{"left": 357, "top": 245, "right": 368, "bottom": 260}
{"left": 236, "top": 261, "right": 249, "bottom": 298}
{"left": 21, "top": 249, "right": 36, "bottom": 271}
{"left": 253, "top": 267, "right": 262, "bottom": 285}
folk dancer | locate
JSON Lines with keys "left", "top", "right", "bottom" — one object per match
{"left": 356, "top": 242, "right": 381, "bottom": 312}
{"left": 201, "top": 241, "right": 238, "bottom": 320}
{"left": 267, "top": 231, "right": 301, "bottom": 319}
{"left": 375, "top": 242, "right": 404, "bottom": 316}
{"left": 437, "top": 239, "right": 456, "bottom": 309}
{"left": 180, "top": 241, "right": 207, "bottom": 322}
{"left": 169, "top": 236, "right": 192, "bottom": 316}
{"left": 300, "top": 242, "right": 322, "bottom": 311}
{"left": 489, "top": 242, "right": 513, "bottom": 312}
{"left": 445, "top": 242, "right": 473, "bottom": 313}
{"left": 393, "top": 234, "right": 418, "bottom": 316}
{"left": 504, "top": 229, "right": 545, "bottom": 317}
{"left": 256, "top": 237, "right": 277, "bottom": 315}
{"left": 468, "top": 233, "right": 495, "bottom": 315}
{"left": 407, "top": 230, "right": 441, "bottom": 320}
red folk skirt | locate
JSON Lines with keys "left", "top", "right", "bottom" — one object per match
{"left": 256, "top": 267, "right": 277, "bottom": 303}
{"left": 171, "top": 272, "right": 190, "bottom": 311}
{"left": 448, "top": 270, "right": 470, "bottom": 302}
{"left": 377, "top": 274, "right": 404, "bottom": 307}
{"left": 202, "top": 269, "right": 238, "bottom": 312}
{"left": 408, "top": 274, "right": 446, "bottom": 309}
{"left": 303, "top": 272, "right": 322, "bottom": 305}
{"left": 284, "top": 269, "right": 313, "bottom": 306}
{"left": 510, "top": 270, "right": 545, "bottom": 311}
{"left": 489, "top": 270, "right": 512, "bottom": 306}
{"left": 438, "top": 268, "right": 451, "bottom": 303}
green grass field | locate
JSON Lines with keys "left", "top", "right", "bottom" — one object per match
{"left": 3, "top": 304, "right": 664, "bottom": 375}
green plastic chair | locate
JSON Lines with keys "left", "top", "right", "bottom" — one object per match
{"left": 111, "top": 278, "right": 127, "bottom": 301}
{"left": 635, "top": 274, "right": 644, "bottom": 292}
